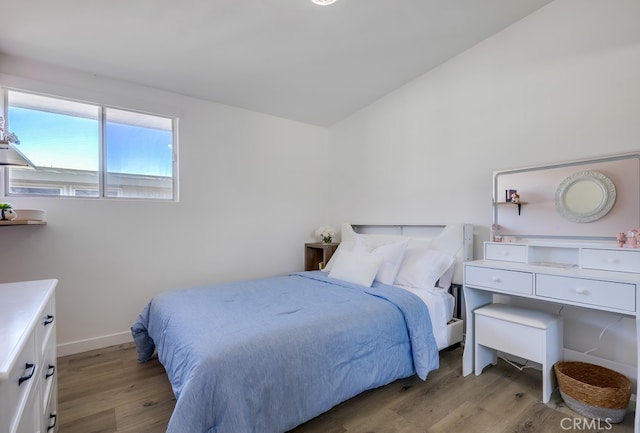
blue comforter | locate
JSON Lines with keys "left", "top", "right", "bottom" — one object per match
{"left": 131, "top": 271, "right": 439, "bottom": 433}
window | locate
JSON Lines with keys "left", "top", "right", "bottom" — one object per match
{"left": 3, "top": 89, "right": 177, "bottom": 200}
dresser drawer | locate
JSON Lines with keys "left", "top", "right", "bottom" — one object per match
{"left": 465, "top": 266, "right": 533, "bottom": 295}
{"left": 36, "top": 295, "right": 56, "bottom": 357}
{"left": 484, "top": 243, "right": 527, "bottom": 263}
{"left": 15, "top": 385, "right": 39, "bottom": 433}
{"left": 42, "top": 338, "right": 57, "bottom": 414}
{"left": 536, "top": 274, "right": 636, "bottom": 312}
{"left": 581, "top": 249, "right": 640, "bottom": 274}
{"left": 0, "top": 332, "right": 37, "bottom": 433}
{"left": 43, "top": 382, "right": 58, "bottom": 433}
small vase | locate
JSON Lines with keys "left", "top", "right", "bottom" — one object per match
{"left": 322, "top": 237, "right": 332, "bottom": 244}
{"left": 0, "top": 208, "right": 16, "bottom": 221}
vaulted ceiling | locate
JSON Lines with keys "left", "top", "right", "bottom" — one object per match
{"left": 0, "top": 0, "right": 553, "bottom": 126}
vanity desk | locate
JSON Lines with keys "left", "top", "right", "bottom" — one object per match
{"left": 462, "top": 240, "right": 640, "bottom": 427}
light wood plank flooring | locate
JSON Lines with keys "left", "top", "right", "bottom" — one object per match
{"left": 57, "top": 343, "right": 635, "bottom": 433}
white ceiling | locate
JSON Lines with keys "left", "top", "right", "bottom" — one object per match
{"left": 0, "top": 0, "right": 553, "bottom": 126}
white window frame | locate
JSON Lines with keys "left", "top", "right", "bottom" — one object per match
{"left": 1, "top": 88, "right": 178, "bottom": 201}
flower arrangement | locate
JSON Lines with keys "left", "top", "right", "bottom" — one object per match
{"left": 315, "top": 225, "right": 337, "bottom": 243}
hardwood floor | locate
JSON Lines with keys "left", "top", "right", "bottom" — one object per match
{"left": 57, "top": 343, "right": 635, "bottom": 433}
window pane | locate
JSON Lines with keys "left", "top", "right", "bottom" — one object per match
{"left": 7, "top": 91, "right": 99, "bottom": 197}
{"left": 10, "top": 186, "right": 62, "bottom": 196}
{"left": 105, "top": 108, "right": 174, "bottom": 199}
{"left": 5, "top": 90, "right": 176, "bottom": 200}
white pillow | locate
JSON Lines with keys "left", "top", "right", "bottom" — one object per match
{"left": 436, "top": 261, "right": 456, "bottom": 289}
{"left": 352, "top": 237, "right": 408, "bottom": 285}
{"left": 322, "top": 241, "right": 352, "bottom": 273}
{"left": 322, "top": 223, "right": 358, "bottom": 273}
{"left": 328, "top": 249, "right": 383, "bottom": 287}
{"left": 394, "top": 247, "right": 456, "bottom": 290}
{"left": 340, "top": 222, "right": 358, "bottom": 243}
{"left": 324, "top": 223, "right": 406, "bottom": 273}
{"left": 430, "top": 224, "right": 464, "bottom": 285}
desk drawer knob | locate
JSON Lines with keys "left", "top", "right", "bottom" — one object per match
{"left": 490, "top": 276, "right": 502, "bottom": 283}
{"left": 574, "top": 288, "right": 588, "bottom": 295}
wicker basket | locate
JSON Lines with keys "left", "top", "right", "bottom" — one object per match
{"left": 554, "top": 361, "right": 632, "bottom": 423}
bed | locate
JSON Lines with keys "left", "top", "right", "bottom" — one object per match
{"left": 131, "top": 223, "right": 473, "bottom": 433}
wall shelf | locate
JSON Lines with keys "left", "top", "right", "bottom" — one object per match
{"left": 0, "top": 220, "right": 46, "bottom": 226}
{"left": 497, "top": 201, "right": 526, "bottom": 215}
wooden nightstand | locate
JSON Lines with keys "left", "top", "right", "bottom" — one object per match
{"left": 305, "top": 243, "right": 339, "bottom": 271}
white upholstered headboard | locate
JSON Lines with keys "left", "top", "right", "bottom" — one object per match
{"left": 351, "top": 224, "right": 474, "bottom": 286}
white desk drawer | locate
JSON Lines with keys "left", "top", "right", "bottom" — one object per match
{"left": 536, "top": 274, "right": 636, "bottom": 312}
{"left": 485, "top": 243, "right": 527, "bottom": 263}
{"left": 465, "top": 266, "right": 533, "bottom": 295}
{"left": 582, "top": 249, "right": 640, "bottom": 274}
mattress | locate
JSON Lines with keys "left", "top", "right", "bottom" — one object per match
{"left": 396, "top": 284, "right": 455, "bottom": 350}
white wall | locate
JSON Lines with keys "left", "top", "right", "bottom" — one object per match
{"left": 0, "top": 54, "right": 329, "bottom": 355}
{"left": 327, "top": 0, "right": 640, "bottom": 368}
{"left": 328, "top": 0, "right": 640, "bottom": 252}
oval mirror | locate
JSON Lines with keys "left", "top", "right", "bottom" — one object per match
{"left": 555, "top": 171, "right": 616, "bottom": 223}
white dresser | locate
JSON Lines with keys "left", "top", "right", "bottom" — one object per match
{"left": 0, "top": 280, "right": 58, "bottom": 433}
{"left": 462, "top": 242, "right": 640, "bottom": 429}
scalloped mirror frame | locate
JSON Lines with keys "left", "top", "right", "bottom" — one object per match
{"left": 555, "top": 170, "right": 616, "bottom": 223}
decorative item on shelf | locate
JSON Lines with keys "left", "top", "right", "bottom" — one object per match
{"left": 501, "top": 190, "right": 524, "bottom": 214}
{"left": 13, "top": 209, "right": 46, "bottom": 223}
{"left": 505, "top": 189, "right": 517, "bottom": 202}
{"left": 626, "top": 229, "right": 639, "bottom": 248}
{"left": 490, "top": 224, "right": 502, "bottom": 242}
{"left": 617, "top": 232, "right": 627, "bottom": 248}
{"left": 0, "top": 202, "right": 17, "bottom": 221}
{"left": 315, "top": 225, "right": 336, "bottom": 244}
{"left": 510, "top": 192, "right": 523, "bottom": 215}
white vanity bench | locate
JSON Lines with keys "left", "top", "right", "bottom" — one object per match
{"left": 462, "top": 240, "right": 640, "bottom": 428}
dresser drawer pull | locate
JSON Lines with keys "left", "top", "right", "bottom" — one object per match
{"left": 47, "top": 413, "right": 57, "bottom": 431}
{"left": 44, "top": 314, "right": 55, "bottom": 326}
{"left": 46, "top": 364, "right": 56, "bottom": 379}
{"left": 18, "top": 362, "right": 36, "bottom": 386}
{"left": 574, "top": 288, "right": 589, "bottom": 295}
{"left": 490, "top": 276, "right": 502, "bottom": 283}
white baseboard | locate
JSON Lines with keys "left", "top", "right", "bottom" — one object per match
{"left": 57, "top": 331, "right": 133, "bottom": 357}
